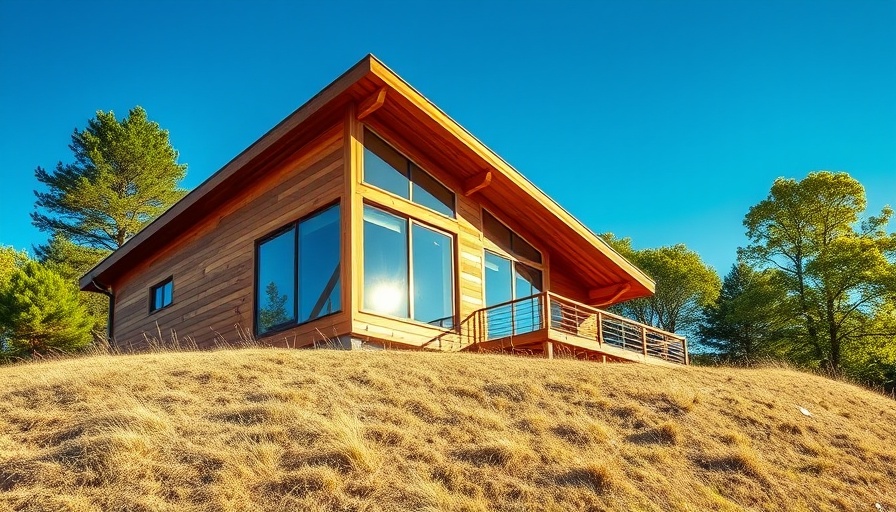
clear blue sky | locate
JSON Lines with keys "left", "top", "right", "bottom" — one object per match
{"left": 1, "top": 0, "right": 894, "bottom": 275}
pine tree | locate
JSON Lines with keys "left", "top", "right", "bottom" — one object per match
{"left": 32, "top": 106, "right": 187, "bottom": 250}
{"left": 0, "top": 261, "right": 93, "bottom": 358}
{"left": 698, "top": 262, "right": 796, "bottom": 362}
{"left": 258, "top": 282, "right": 290, "bottom": 332}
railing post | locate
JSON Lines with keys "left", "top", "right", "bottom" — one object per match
{"left": 510, "top": 296, "right": 516, "bottom": 337}
{"left": 642, "top": 326, "right": 648, "bottom": 357}
{"left": 542, "top": 292, "right": 550, "bottom": 331}
{"left": 597, "top": 311, "right": 603, "bottom": 346}
{"left": 683, "top": 338, "right": 689, "bottom": 365}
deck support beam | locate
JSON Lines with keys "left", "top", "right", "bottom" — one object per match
{"left": 357, "top": 87, "right": 387, "bottom": 120}
{"left": 462, "top": 171, "right": 492, "bottom": 196}
{"left": 544, "top": 341, "right": 554, "bottom": 359}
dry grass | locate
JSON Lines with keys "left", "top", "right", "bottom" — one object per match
{"left": 0, "top": 348, "right": 894, "bottom": 511}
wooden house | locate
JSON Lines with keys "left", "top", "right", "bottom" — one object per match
{"left": 79, "top": 55, "right": 688, "bottom": 365}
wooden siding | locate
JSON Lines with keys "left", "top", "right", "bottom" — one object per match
{"left": 111, "top": 125, "right": 350, "bottom": 349}
{"left": 346, "top": 113, "right": 591, "bottom": 349}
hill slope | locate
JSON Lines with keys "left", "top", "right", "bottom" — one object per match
{"left": 0, "top": 349, "right": 894, "bottom": 511}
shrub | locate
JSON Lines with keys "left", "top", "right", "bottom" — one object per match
{"left": 0, "top": 260, "right": 93, "bottom": 358}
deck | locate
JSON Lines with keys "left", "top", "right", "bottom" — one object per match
{"left": 428, "top": 292, "right": 688, "bottom": 366}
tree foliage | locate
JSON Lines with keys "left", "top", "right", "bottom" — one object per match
{"left": 741, "top": 171, "right": 896, "bottom": 372}
{"left": 38, "top": 234, "right": 111, "bottom": 334}
{"left": 32, "top": 106, "right": 187, "bottom": 250}
{"left": 0, "top": 260, "right": 93, "bottom": 358}
{"left": 602, "top": 234, "right": 720, "bottom": 335}
{"left": 698, "top": 262, "right": 796, "bottom": 361}
{"left": 0, "top": 246, "right": 29, "bottom": 286}
{"left": 258, "top": 282, "right": 289, "bottom": 332}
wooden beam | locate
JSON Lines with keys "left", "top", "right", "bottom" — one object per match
{"left": 544, "top": 341, "right": 554, "bottom": 360}
{"left": 462, "top": 170, "right": 492, "bottom": 196}
{"left": 357, "top": 87, "right": 387, "bottom": 120}
{"left": 588, "top": 283, "right": 631, "bottom": 306}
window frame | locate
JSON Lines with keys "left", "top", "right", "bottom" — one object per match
{"left": 361, "top": 128, "right": 457, "bottom": 220}
{"left": 148, "top": 276, "right": 174, "bottom": 314}
{"left": 360, "top": 202, "right": 457, "bottom": 330}
{"left": 481, "top": 208, "right": 546, "bottom": 310}
{"left": 253, "top": 201, "right": 342, "bottom": 337}
{"left": 481, "top": 208, "right": 544, "bottom": 269}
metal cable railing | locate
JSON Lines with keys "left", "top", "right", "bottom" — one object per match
{"left": 427, "top": 291, "right": 688, "bottom": 364}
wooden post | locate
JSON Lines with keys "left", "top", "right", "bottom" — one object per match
{"left": 542, "top": 292, "right": 551, "bottom": 331}
{"left": 544, "top": 341, "right": 554, "bottom": 360}
{"left": 642, "top": 326, "right": 648, "bottom": 357}
{"left": 597, "top": 311, "right": 603, "bottom": 346}
{"left": 683, "top": 338, "right": 690, "bottom": 365}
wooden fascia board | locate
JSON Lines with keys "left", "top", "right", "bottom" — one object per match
{"left": 79, "top": 55, "right": 377, "bottom": 291}
{"left": 366, "top": 57, "right": 655, "bottom": 295}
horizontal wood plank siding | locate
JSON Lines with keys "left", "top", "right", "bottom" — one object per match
{"left": 111, "top": 126, "right": 348, "bottom": 349}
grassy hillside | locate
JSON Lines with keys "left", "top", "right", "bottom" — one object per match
{"left": 0, "top": 348, "right": 894, "bottom": 511}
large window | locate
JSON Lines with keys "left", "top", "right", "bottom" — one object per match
{"left": 483, "top": 211, "right": 544, "bottom": 338}
{"left": 363, "top": 204, "right": 454, "bottom": 328}
{"left": 363, "top": 129, "right": 455, "bottom": 218}
{"left": 255, "top": 204, "right": 341, "bottom": 335}
{"left": 484, "top": 251, "right": 543, "bottom": 337}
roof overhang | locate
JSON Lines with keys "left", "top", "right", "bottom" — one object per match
{"left": 80, "top": 54, "right": 654, "bottom": 303}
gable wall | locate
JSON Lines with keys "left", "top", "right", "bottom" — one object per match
{"left": 110, "top": 125, "right": 350, "bottom": 349}
{"left": 347, "top": 115, "right": 590, "bottom": 349}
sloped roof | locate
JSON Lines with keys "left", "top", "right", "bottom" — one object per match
{"left": 80, "top": 54, "right": 654, "bottom": 302}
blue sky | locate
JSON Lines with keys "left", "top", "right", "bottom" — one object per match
{"left": 1, "top": 0, "right": 893, "bottom": 276}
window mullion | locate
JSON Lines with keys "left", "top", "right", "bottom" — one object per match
{"left": 294, "top": 223, "right": 300, "bottom": 323}
{"left": 407, "top": 218, "right": 414, "bottom": 320}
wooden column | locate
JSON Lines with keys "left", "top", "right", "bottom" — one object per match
{"left": 642, "top": 326, "right": 648, "bottom": 357}
{"left": 544, "top": 341, "right": 554, "bottom": 359}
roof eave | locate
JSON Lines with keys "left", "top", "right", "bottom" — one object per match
{"left": 79, "top": 54, "right": 378, "bottom": 291}
{"left": 365, "top": 56, "right": 656, "bottom": 296}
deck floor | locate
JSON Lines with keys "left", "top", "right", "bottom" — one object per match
{"left": 463, "top": 328, "right": 683, "bottom": 367}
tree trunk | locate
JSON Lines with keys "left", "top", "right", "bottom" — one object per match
{"left": 826, "top": 296, "right": 840, "bottom": 372}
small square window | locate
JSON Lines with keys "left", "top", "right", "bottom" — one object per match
{"left": 150, "top": 278, "right": 173, "bottom": 312}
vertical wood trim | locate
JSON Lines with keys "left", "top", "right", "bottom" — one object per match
{"left": 344, "top": 105, "right": 362, "bottom": 318}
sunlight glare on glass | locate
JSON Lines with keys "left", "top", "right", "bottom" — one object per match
{"left": 369, "top": 281, "right": 403, "bottom": 315}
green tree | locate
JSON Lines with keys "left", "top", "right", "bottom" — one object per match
{"left": 0, "top": 246, "right": 29, "bottom": 285}
{"left": 840, "top": 301, "right": 896, "bottom": 392}
{"left": 698, "top": 262, "right": 797, "bottom": 361}
{"left": 0, "top": 260, "right": 93, "bottom": 358}
{"left": 601, "top": 234, "right": 720, "bottom": 335}
{"left": 742, "top": 171, "right": 896, "bottom": 372}
{"left": 32, "top": 106, "right": 187, "bottom": 250}
{"left": 258, "top": 282, "right": 290, "bottom": 332}
{"left": 37, "top": 234, "right": 111, "bottom": 334}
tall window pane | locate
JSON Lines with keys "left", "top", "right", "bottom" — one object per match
{"left": 412, "top": 224, "right": 454, "bottom": 327}
{"left": 411, "top": 164, "right": 454, "bottom": 217}
{"left": 257, "top": 229, "right": 296, "bottom": 333}
{"left": 364, "top": 130, "right": 409, "bottom": 198}
{"left": 363, "top": 205, "right": 409, "bottom": 317}
{"left": 485, "top": 251, "right": 513, "bottom": 338}
{"left": 513, "top": 264, "right": 543, "bottom": 334}
{"left": 299, "top": 205, "right": 341, "bottom": 322}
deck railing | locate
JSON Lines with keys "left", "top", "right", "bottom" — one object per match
{"left": 430, "top": 292, "right": 688, "bottom": 365}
